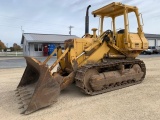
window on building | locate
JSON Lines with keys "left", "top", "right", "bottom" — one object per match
{"left": 39, "top": 44, "right": 42, "bottom": 51}
{"left": 34, "top": 44, "right": 42, "bottom": 51}
{"left": 34, "top": 44, "right": 38, "bottom": 51}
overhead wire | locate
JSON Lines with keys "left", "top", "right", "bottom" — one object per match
{"left": 0, "top": 14, "right": 69, "bottom": 27}
{"left": 0, "top": 14, "right": 84, "bottom": 34}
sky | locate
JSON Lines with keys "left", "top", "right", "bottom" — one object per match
{"left": 0, "top": 0, "right": 160, "bottom": 47}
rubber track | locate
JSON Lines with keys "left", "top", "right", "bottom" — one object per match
{"left": 75, "top": 59, "right": 146, "bottom": 95}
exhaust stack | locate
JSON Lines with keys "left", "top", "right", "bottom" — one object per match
{"left": 85, "top": 5, "right": 91, "bottom": 34}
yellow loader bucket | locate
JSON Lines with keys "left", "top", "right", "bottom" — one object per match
{"left": 16, "top": 57, "right": 63, "bottom": 114}
{"left": 15, "top": 48, "right": 73, "bottom": 114}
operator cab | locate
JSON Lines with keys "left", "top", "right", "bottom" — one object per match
{"left": 92, "top": 2, "right": 148, "bottom": 51}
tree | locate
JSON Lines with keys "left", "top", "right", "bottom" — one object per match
{"left": 0, "top": 40, "right": 6, "bottom": 50}
{"left": 13, "top": 43, "right": 22, "bottom": 51}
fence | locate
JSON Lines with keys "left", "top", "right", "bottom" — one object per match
{"left": 0, "top": 52, "right": 23, "bottom": 56}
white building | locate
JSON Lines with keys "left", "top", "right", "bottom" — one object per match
{"left": 145, "top": 34, "right": 160, "bottom": 47}
{"left": 21, "top": 33, "right": 160, "bottom": 57}
{"left": 21, "top": 33, "right": 78, "bottom": 56}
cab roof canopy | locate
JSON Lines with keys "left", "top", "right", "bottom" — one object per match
{"left": 92, "top": 2, "right": 137, "bottom": 17}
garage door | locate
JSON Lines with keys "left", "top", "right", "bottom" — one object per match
{"left": 148, "top": 40, "right": 155, "bottom": 46}
{"left": 157, "top": 40, "right": 160, "bottom": 46}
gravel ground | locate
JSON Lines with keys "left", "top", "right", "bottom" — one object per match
{"left": 0, "top": 57, "right": 160, "bottom": 120}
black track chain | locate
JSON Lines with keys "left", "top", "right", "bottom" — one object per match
{"left": 75, "top": 59, "right": 146, "bottom": 95}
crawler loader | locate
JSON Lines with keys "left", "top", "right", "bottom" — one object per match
{"left": 15, "top": 2, "right": 148, "bottom": 114}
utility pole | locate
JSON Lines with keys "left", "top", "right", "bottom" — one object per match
{"left": 6, "top": 43, "right": 8, "bottom": 48}
{"left": 21, "top": 26, "right": 24, "bottom": 33}
{"left": 69, "top": 25, "right": 74, "bottom": 35}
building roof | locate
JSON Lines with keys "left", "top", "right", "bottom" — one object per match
{"left": 21, "top": 33, "right": 79, "bottom": 44}
{"left": 144, "top": 33, "right": 160, "bottom": 39}
{"left": 21, "top": 33, "right": 160, "bottom": 44}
